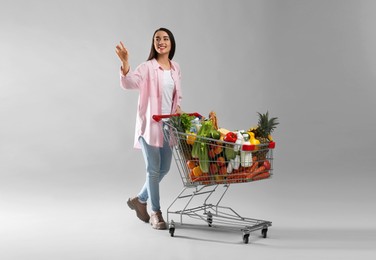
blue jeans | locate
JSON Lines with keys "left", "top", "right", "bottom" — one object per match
{"left": 137, "top": 135, "right": 172, "bottom": 212}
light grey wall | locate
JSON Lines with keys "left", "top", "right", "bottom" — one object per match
{"left": 1, "top": 0, "right": 375, "bottom": 236}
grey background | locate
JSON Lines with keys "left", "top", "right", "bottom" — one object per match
{"left": 1, "top": 0, "right": 375, "bottom": 259}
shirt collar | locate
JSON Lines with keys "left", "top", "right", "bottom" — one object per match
{"left": 151, "top": 58, "right": 175, "bottom": 71}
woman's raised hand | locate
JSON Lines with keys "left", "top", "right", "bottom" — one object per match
{"left": 115, "top": 41, "right": 128, "bottom": 62}
{"left": 116, "top": 41, "right": 130, "bottom": 75}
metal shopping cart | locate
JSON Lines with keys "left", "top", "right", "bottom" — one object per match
{"left": 153, "top": 113, "right": 276, "bottom": 244}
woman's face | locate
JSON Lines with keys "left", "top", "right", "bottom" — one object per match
{"left": 154, "top": 30, "right": 171, "bottom": 56}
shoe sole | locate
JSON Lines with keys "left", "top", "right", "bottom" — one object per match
{"left": 151, "top": 223, "right": 167, "bottom": 230}
{"left": 150, "top": 212, "right": 167, "bottom": 230}
{"left": 127, "top": 199, "right": 150, "bottom": 223}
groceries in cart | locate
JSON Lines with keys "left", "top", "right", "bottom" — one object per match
{"left": 153, "top": 111, "right": 278, "bottom": 242}
{"left": 166, "top": 111, "right": 279, "bottom": 186}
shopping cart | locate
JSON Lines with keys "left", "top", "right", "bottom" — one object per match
{"left": 153, "top": 113, "right": 276, "bottom": 244}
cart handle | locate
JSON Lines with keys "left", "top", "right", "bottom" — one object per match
{"left": 152, "top": 112, "right": 202, "bottom": 122}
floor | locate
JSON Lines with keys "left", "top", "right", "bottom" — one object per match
{"left": 1, "top": 189, "right": 375, "bottom": 260}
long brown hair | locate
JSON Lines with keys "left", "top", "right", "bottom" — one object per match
{"left": 147, "top": 28, "right": 176, "bottom": 61}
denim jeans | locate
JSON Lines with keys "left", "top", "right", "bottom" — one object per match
{"left": 137, "top": 134, "right": 172, "bottom": 212}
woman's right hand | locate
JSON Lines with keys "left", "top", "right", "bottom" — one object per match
{"left": 116, "top": 41, "right": 130, "bottom": 75}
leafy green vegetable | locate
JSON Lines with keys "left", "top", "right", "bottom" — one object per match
{"left": 169, "top": 113, "right": 195, "bottom": 133}
{"left": 210, "top": 129, "right": 220, "bottom": 140}
{"left": 180, "top": 113, "right": 195, "bottom": 133}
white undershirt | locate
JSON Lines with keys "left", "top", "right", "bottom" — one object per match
{"left": 162, "top": 70, "right": 175, "bottom": 115}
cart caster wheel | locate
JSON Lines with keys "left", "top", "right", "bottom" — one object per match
{"left": 261, "top": 228, "right": 268, "bottom": 238}
{"left": 169, "top": 221, "right": 175, "bottom": 237}
{"left": 243, "top": 234, "right": 250, "bottom": 244}
{"left": 169, "top": 227, "right": 175, "bottom": 237}
{"left": 207, "top": 211, "right": 213, "bottom": 227}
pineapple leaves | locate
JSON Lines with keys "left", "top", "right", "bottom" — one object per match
{"left": 256, "top": 111, "right": 279, "bottom": 137}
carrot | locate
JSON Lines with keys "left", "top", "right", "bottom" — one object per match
{"left": 246, "top": 172, "right": 259, "bottom": 180}
{"left": 226, "top": 172, "right": 247, "bottom": 179}
{"left": 192, "top": 173, "right": 210, "bottom": 182}
{"left": 202, "top": 174, "right": 212, "bottom": 185}
{"left": 252, "top": 165, "right": 266, "bottom": 175}
{"left": 227, "top": 178, "right": 247, "bottom": 183}
{"left": 246, "top": 165, "right": 267, "bottom": 180}
{"left": 250, "top": 161, "right": 258, "bottom": 173}
{"left": 192, "top": 176, "right": 205, "bottom": 182}
{"left": 226, "top": 172, "right": 247, "bottom": 183}
{"left": 253, "top": 171, "right": 270, "bottom": 180}
{"left": 263, "top": 160, "right": 271, "bottom": 170}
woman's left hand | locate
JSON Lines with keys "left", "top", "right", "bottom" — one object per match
{"left": 175, "top": 106, "right": 183, "bottom": 114}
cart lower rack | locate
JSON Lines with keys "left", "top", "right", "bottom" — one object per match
{"left": 166, "top": 184, "right": 271, "bottom": 243}
{"left": 155, "top": 114, "right": 276, "bottom": 244}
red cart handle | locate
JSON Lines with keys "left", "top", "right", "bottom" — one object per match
{"left": 152, "top": 112, "right": 202, "bottom": 122}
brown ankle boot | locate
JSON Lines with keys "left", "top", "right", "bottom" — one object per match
{"left": 150, "top": 210, "right": 167, "bottom": 230}
{"left": 127, "top": 197, "right": 150, "bottom": 223}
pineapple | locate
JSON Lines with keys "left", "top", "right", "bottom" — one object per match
{"left": 251, "top": 111, "right": 279, "bottom": 161}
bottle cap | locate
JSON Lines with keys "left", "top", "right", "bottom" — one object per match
{"left": 242, "top": 144, "right": 255, "bottom": 151}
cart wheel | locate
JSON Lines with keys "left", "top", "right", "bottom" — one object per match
{"left": 243, "top": 233, "right": 250, "bottom": 244}
{"left": 169, "top": 220, "right": 175, "bottom": 237}
{"left": 207, "top": 212, "right": 213, "bottom": 227}
{"left": 261, "top": 228, "right": 268, "bottom": 238}
{"left": 169, "top": 227, "right": 175, "bottom": 237}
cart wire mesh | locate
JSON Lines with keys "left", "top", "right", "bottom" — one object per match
{"left": 157, "top": 114, "right": 275, "bottom": 243}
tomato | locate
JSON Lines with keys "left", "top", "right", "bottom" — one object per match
{"left": 217, "top": 156, "right": 226, "bottom": 167}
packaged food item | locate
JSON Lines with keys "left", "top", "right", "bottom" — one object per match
{"left": 234, "top": 131, "right": 244, "bottom": 152}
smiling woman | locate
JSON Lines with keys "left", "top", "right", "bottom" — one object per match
{"left": 115, "top": 28, "right": 182, "bottom": 230}
{"left": 154, "top": 32, "right": 171, "bottom": 60}
{"left": 148, "top": 28, "right": 176, "bottom": 65}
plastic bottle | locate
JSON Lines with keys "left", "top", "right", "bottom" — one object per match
{"left": 190, "top": 117, "right": 201, "bottom": 133}
{"left": 232, "top": 131, "right": 244, "bottom": 170}
{"left": 233, "top": 155, "right": 241, "bottom": 170}
{"left": 241, "top": 133, "right": 252, "bottom": 167}
{"left": 234, "top": 131, "right": 244, "bottom": 152}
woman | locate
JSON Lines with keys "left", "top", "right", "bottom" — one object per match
{"left": 115, "top": 28, "right": 183, "bottom": 230}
